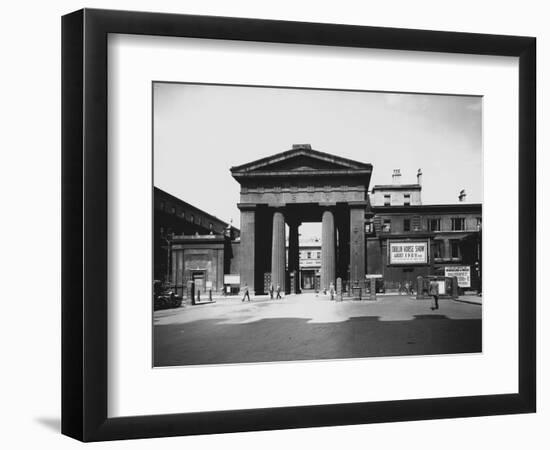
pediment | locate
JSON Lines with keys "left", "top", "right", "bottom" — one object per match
{"left": 254, "top": 154, "right": 352, "bottom": 172}
{"left": 230, "top": 145, "right": 371, "bottom": 177}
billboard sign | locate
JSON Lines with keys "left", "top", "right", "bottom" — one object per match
{"left": 445, "top": 266, "right": 471, "bottom": 288}
{"left": 389, "top": 241, "right": 428, "bottom": 264}
{"left": 223, "top": 274, "right": 240, "bottom": 285}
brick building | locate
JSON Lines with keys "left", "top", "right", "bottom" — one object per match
{"left": 367, "top": 171, "right": 482, "bottom": 292}
{"left": 153, "top": 187, "right": 239, "bottom": 295}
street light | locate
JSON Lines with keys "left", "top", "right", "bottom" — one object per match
{"left": 161, "top": 230, "right": 173, "bottom": 286}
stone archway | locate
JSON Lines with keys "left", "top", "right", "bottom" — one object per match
{"left": 231, "top": 144, "right": 372, "bottom": 295}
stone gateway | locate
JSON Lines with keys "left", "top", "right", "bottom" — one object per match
{"left": 230, "top": 144, "right": 372, "bottom": 295}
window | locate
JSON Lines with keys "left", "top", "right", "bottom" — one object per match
{"left": 451, "top": 240, "right": 461, "bottom": 258}
{"left": 170, "top": 206, "right": 176, "bottom": 214}
{"left": 365, "top": 220, "right": 374, "bottom": 233}
{"left": 384, "top": 194, "right": 391, "bottom": 206}
{"left": 452, "top": 217, "right": 465, "bottom": 231}
{"left": 404, "top": 193, "right": 411, "bottom": 206}
{"left": 159, "top": 201, "right": 165, "bottom": 211}
{"left": 317, "top": 252, "right": 321, "bottom": 259}
{"left": 476, "top": 217, "right": 482, "bottom": 230}
{"left": 432, "top": 240, "right": 444, "bottom": 259}
{"left": 429, "top": 218, "right": 441, "bottom": 231}
{"left": 403, "top": 218, "right": 411, "bottom": 232}
{"left": 209, "top": 223, "right": 213, "bottom": 230}
{"left": 382, "top": 219, "right": 391, "bottom": 232}
{"left": 307, "top": 252, "right": 311, "bottom": 258}
{"left": 190, "top": 215, "right": 194, "bottom": 223}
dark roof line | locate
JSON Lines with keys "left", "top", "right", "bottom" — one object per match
{"left": 154, "top": 187, "right": 240, "bottom": 231}
{"left": 373, "top": 203, "right": 482, "bottom": 211}
{"left": 372, "top": 184, "right": 421, "bottom": 190}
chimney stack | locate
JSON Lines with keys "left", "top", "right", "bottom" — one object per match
{"left": 392, "top": 169, "right": 402, "bottom": 185}
{"left": 458, "top": 189, "right": 466, "bottom": 202}
{"left": 417, "top": 168, "right": 423, "bottom": 186}
{"left": 292, "top": 144, "right": 312, "bottom": 151}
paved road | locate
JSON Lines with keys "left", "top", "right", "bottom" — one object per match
{"left": 153, "top": 293, "right": 481, "bottom": 367}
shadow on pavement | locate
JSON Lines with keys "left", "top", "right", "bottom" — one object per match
{"left": 154, "top": 314, "right": 481, "bottom": 367}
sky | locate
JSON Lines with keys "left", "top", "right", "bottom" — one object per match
{"left": 153, "top": 83, "right": 482, "bottom": 234}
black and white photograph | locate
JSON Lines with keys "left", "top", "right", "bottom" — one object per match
{"left": 152, "top": 83, "right": 483, "bottom": 367}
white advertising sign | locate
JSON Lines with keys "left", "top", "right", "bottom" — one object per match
{"left": 445, "top": 266, "right": 471, "bottom": 288}
{"left": 389, "top": 242, "right": 428, "bottom": 264}
{"left": 223, "top": 274, "right": 240, "bottom": 285}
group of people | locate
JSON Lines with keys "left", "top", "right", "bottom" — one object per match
{"left": 241, "top": 283, "right": 282, "bottom": 302}
{"left": 242, "top": 279, "right": 441, "bottom": 310}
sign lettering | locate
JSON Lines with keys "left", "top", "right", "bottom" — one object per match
{"left": 389, "top": 241, "right": 428, "bottom": 264}
{"left": 445, "top": 266, "right": 471, "bottom": 288}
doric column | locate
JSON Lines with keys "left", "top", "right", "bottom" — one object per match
{"left": 239, "top": 205, "right": 256, "bottom": 293}
{"left": 335, "top": 212, "right": 350, "bottom": 282}
{"left": 321, "top": 209, "right": 336, "bottom": 291}
{"left": 271, "top": 210, "right": 286, "bottom": 292}
{"left": 288, "top": 220, "right": 301, "bottom": 294}
{"left": 349, "top": 202, "right": 366, "bottom": 288}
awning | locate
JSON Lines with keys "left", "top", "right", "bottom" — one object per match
{"left": 433, "top": 233, "right": 476, "bottom": 241}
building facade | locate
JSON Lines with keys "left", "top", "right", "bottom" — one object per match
{"left": 231, "top": 144, "right": 372, "bottom": 295}
{"left": 367, "top": 173, "right": 481, "bottom": 292}
{"left": 154, "top": 187, "right": 239, "bottom": 296}
{"left": 155, "top": 146, "right": 482, "bottom": 299}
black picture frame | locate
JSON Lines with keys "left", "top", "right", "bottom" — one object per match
{"left": 61, "top": 8, "right": 536, "bottom": 442}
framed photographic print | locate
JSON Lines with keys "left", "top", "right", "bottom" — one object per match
{"left": 61, "top": 8, "right": 536, "bottom": 442}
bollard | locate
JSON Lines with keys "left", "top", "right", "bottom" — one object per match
{"left": 190, "top": 281, "right": 196, "bottom": 305}
{"left": 416, "top": 276, "right": 424, "bottom": 300}
{"left": 370, "top": 278, "right": 376, "bottom": 301}
{"left": 336, "top": 277, "right": 342, "bottom": 302}
{"left": 209, "top": 289, "right": 212, "bottom": 301}
{"left": 451, "top": 276, "right": 459, "bottom": 299}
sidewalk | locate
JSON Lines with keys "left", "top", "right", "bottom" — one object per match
{"left": 454, "top": 294, "right": 482, "bottom": 306}
{"left": 184, "top": 292, "right": 482, "bottom": 307}
{"left": 184, "top": 294, "right": 273, "bottom": 306}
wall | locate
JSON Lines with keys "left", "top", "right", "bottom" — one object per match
{"left": 1, "top": 2, "right": 546, "bottom": 450}
{"left": 372, "top": 188, "right": 422, "bottom": 206}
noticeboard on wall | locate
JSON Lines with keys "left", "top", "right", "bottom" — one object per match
{"left": 223, "top": 274, "right": 240, "bottom": 285}
{"left": 388, "top": 241, "right": 429, "bottom": 265}
{"left": 445, "top": 266, "right": 471, "bottom": 288}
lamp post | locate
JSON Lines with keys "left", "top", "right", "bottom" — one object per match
{"left": 161, "top": 230, "right": 172, "bottom": 286}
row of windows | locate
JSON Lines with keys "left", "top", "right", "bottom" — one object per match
{"left": 300, "top": 251, "right": 321, "bottom": 259}
{"left": 384, "top": 193, "right": 411, "bottom": 206}
{"left": 432, "top": 240, "right": 461, "bottom": 259}
{"left": 371, "top": 216, "right": 481, "bottom": 233}
{"left": 159, "top": 200, "right": 215, "bottom": 230}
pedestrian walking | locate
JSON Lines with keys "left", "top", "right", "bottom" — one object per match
{"left": 276, "top": 284, "right": 282, "bottom": 299}
{"left": 269, "top": 283, "right": 274, "bottom": 300}
{"left": 242, "top": 284, "right": 251, "bottom": 302}
{"left": 329, "top": 282, "right": 335, "bottom": 300}
{"left": 429, "top": 279, "right": 439, "bottom": 310}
